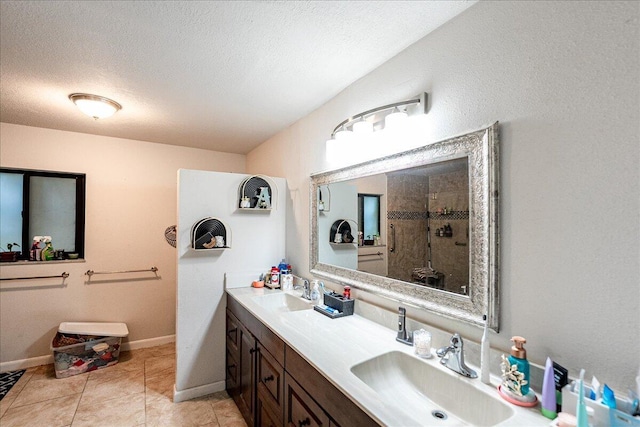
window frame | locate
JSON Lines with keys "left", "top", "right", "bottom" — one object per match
{"left": 357, "top": 193, "right": 381, "bottom": 239}
{"left": 0, "top": 167, "right": 86, "bottom": 260}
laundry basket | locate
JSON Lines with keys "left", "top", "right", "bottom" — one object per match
{"left": 51, "top": 322, "right": 128, "bottom": 378}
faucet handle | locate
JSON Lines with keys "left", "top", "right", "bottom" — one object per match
{"left": 450, "top": 333, "right": 463, "bottom": 348}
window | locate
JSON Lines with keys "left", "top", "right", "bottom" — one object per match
{"left": 358, "top": 194, "right": 380, "bottom": 239}
{"left": 0, "top": 168, "right": 86, "bottom": 259}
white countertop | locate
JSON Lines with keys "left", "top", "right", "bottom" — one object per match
{"left": 226, "top": 286, "right": 550, "bottom": 427}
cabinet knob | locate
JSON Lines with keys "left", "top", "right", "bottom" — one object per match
{"left": 298, "top": 418, "right": 311, "bottom": 427}
{"left": 249, "top": 348, "right": 258, "bottom": 354}
{"left": 262, "top": 374, "right": 274, "bottom": 383}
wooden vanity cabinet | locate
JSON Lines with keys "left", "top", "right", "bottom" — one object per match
{"left": 284, "top": 372, "right": 330, "bottom": 427}
{"left": 226, "top": 294, "right": 378, "bottom": 427}
{"left": 285, "top": 345, "right": 377, "bottom": 427}
{"left": 257, "top": 341, "right": 285, "bottom": 424}
{"left": 226, "top": 308, "right": 257, "bottom": 425}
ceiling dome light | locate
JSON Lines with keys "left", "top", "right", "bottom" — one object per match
{"left": 69, "top": 93, "right": 122, "bottom": 119}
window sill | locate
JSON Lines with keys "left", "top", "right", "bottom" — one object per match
{"left": 0, "top": 259, "right": 86, "bottom": 266}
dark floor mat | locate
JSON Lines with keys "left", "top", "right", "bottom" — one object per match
{"left": 0, "top": 370, "right": 25, "bottom": 401}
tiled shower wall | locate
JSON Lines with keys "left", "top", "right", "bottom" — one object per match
{"left": 386, "top": 173, "right": 428, "bottom": 283}
{"left": 386, "top": 168, "right": 469, "bottom": 294}
{"left": 428, "top": 169, "right": 469, "bottom": 294}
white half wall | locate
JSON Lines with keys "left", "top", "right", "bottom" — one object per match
{"left": 176, "top": 170, "right": 286, "bottom": 398}
{"left": 318, "top": 181, "right": 358, "bottom": 270}
{"left": 0, "top": 123, "right": 245, "bottom": 367}
{"left": 246, "top": 1, "right": 640, "bottom": 392}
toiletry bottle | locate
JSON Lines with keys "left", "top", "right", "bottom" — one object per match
{"left": 310, "top": 280, "right": 320, "bottom": 305}
{"left": 576, "top": 369, "right": 588, "bottom": 427}
{"left": 480, "top": 314, "right": 491, "bottom": 384}
{"left": 541, "top": 357, "right": 557, "bottom": 419}
{"left": 508, "top": 336, "right": 530, "bottom": 396}
{"left": 270, "top": 266, "right": 280, "bottom": 288}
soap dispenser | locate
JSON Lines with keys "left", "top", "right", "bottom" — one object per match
{"left": 508, "top": 336, "right": 530, "bottom": 396}
{"left": 310, "top": 280, "right": 320, "bottom": 305}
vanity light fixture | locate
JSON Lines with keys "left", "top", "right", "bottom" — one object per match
{"left": 69, "top": 93, "right": 122, "bottom": 119}
{"left": 328, "top": 92, "right": 428, "bottom": 141}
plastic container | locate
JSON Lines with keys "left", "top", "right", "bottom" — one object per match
{"left": 51, "top": 322, "right": 128, "bottom": 378}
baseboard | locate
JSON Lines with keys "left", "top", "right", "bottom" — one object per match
{"left": 173, "top": 380, "right": 226, "bottom": 403}
{"left": 0, "top": 354, "right": 54, "bottom": 374}
{"left": 121, "top": 334, "right": 175, "bottom": 352}
{"left": 0, "top": 334, "right": 176, "bottom": 373}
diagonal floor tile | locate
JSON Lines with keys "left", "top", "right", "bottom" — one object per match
{"left": 145, "top": 355, "right": 175, "bottom": 380}
{"left": 146, "top": 394, "right": 218, "bottom": 426}
{"left": 0, "top": 367, "right": 36, "bottom": 418}
{"left": 72, "top": 391, "right": 145, "bottom": 427}
{"left": 212, "top": 398, "right": 247, "bottom": 427}
{"left": 80, "top": 369, "right": 144, "bottom": 406}
{"left": 10, "top": 372, "right": 87, "bottom": 408}
{"left": 0, "top": 393, "right": 81, "bottom": 427}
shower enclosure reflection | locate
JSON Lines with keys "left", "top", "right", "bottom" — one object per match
{"left": 310, "top": 123, "right": 499, "bottom": 330}
{"left": 318, "top": 158, "right": 470, "bottom": 295}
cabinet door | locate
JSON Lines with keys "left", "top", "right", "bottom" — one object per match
{"left": 284, "top": 373, "right": 330, "bottom": 427}
{"left": 257, "top": 343, "right": 284, "bottom": 424}
{"left": 226, "top": 349, "right": 239, "bottom": 391}
{"left": 257, "top": 393, "right": 282, "bottom": 427}
{"left": 226, "top": 309, "right": 240, "bottom": 353}
{"left": 226, "top": 310, "right": 240, "bottom": 394}
{"left": 238, "top": 323, "right": 257, "bottom": 426}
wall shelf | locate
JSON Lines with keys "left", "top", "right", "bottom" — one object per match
{"left": 329, "top": 219, "right": 357, "bottom": 245}
{"left": 237, "top": 175, "right": 278, "bottom": 211}
{"left": 191, "top": 217, "right": 231, "bottom": 250}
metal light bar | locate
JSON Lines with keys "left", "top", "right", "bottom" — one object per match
{"left": 330, "top": 92, "right": 428, "bottom": 138}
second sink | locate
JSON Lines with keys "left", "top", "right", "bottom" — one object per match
{"left": 350, "top": 351, "right": 514, "bottom": 426}
{"left": 253, "top": 292, "right": 312, "bottom": 312}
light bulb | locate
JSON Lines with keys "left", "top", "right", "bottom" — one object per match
{"left": 385, "top": 107, "right": 408, "bottom": 129}
{"left": 353, "top": 119, "right": 373, "bottom": 134}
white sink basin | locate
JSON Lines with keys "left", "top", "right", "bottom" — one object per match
{"left": 351, "top": 351, "right": 514, "bottom": 426}
{"left": 253, "top": 292, "right": 312, "bottom": 312}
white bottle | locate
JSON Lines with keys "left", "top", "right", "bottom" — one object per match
{"left": 310, "top": 281, "right": 320, "bottom": 305}
{"left": 480, "top": 314, "right": 491, "bottom": 384}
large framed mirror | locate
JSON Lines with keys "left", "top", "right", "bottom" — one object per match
{"left": 310, "top": 123, "right": 499, "bottom": 330}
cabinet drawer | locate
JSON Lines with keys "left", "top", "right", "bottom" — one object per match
{"left": 257, "top": 343, "right": 284, "bottom": 422}
{"left": 226, "top": 349, "right": 239, "bottom": 390}
{"left": 226, "top": 309, "right": 240, "bottom": 352}
{"left": 228, "top": 294, "right": 285, "bottom": 365}
{"left": 256, "top": 321, "right": 285, "bottom": 365}
{"left": 285, "top": 345, "right": 377, "bottom": 427}
{"left": 285, "top": 372, "right": 330, "bottom": 427}
{"left": 257, "top": 394, "right": 281, "bottom": 427}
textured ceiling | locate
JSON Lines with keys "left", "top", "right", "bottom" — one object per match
{"left": 0, "top": 1, "right": 476, "bottom": 154}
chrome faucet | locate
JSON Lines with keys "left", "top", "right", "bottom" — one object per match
{"left": 396, "top": 307, "right": 413, "bottom": 345}
{"left": 292, "top": 278, "right": 311, "bottom": 300}
{"left": 436, "top": 333, "right": 477, "bottom": 378}
{"left": 301, "top": 279, "right": 311, "bottom": 300}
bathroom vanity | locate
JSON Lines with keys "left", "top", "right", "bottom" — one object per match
{"left": 226, "top": 291, "right": 375, "bottom": 426}
{"left": 225, "top": 287, "right": 549, "bottom": 427}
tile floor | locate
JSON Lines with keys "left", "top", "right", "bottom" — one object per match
{"left": 0, "top": 343, "right": 247, "bottom": 427}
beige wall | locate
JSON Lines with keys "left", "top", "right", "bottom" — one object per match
{"left": 246, "top": 1, "right": 639, "bottom": 392}
{"left": 0, "top": 123, "right": 245, "bottom": 365}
